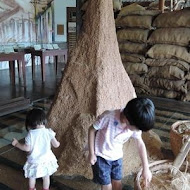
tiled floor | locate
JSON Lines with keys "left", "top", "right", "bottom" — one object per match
{"left": 0, "top": 98, "right": 53, "bottom": 149}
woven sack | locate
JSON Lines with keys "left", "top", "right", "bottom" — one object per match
{"left": 116, "top": 15, "right": 153, "bottom": 29}
{"left": 186, "top": 81, "right": 190, "bottom": 90}
{"left": 129, "top": 75, "right": 151, "bottom": 96}
{"left": 145, "top": 59, "right": 189, "bottom": 71}
{"left": 144, "top": 77, "right": 187, "bottom": 93}
{"left": 135, "top": 86, "right": 150, "bottom": 95}
{"left": 186, "top": 73, "right": 190, "bottom": 80}
{"left": 119, "top": 9, "right": 160, "bottom": 16}
{"left": 134, "top": 160, "right": 190, "bottom": 190}
{"left": 153, "top": 8, "right": 190, "bottom": 28}
{"left": 170, "top": 121, "right": 190, "bottom": 162}
{"left": 129, "top": 74, "right": 145, "bottom": 86}
{"left": 121, "top": 53, "right": 145, "bottom": 63}
{"left": 118, "top": 3, "right": 145, "bottom": 17}
{"left": 123, "top": 62, "right": 148, "bottom": 75}
{"left": 147, "top": 44, "right": 190, "bottom": 63}
{"left": 119, "top": 42, "right": 147, "bottom": 55}
{"left": 148, "top": 88, "right": 182, "bottom": 99}
{"left": 147, "top": 66, "right": 185, "bottom": 80}
{"left": 117, "top": 29, "right": 149, "bottom": 43}
{"left": 182, "top": 92, "right": 190, "bottom": 101}
{"left": 148, "top": 28, "right": 190, "bottom": 47}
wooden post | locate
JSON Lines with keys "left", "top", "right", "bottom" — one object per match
{"left": 171, "top": 0, "right": 174, "bottom": 11}
{"left": 159, "top": 0, "right": 165, "bottom": 13}
{"left": 172, "top": 136, "right": 190, "bottom": 175}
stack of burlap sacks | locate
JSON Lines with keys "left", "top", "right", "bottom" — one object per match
{"left": 116, "top": 4, "right": 190, "bottom": 101}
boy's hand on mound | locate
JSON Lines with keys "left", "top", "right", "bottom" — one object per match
{"left": 142, "top": 168, "right": 152, "bottom": 187}
{"left": 88, "top": 153, "right": 97, "bottom": 165}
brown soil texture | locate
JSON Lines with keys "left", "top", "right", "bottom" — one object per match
{"left": 48, "top": 0, "right": 137, "bottom": 179}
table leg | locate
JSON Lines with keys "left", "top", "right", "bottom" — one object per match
{"left": 64, "top": 50, "right": 68, "bottom": 63}
{"left": 9, "top": 61, "right": 15, "bottom": 84}
{"left": 17, "top": 61, "right": 22, "bottom": 78}
{"left": 55, "top": 55, "right": 58, "bottom": 75}
{"left": 31, "top": 54, "right": 35, "bottom": 80}
{"left": 21, "top": 57, "right": 26, "bottom": 86}
{"left": 41, "top": 55, "right": 46, "bottom": 82}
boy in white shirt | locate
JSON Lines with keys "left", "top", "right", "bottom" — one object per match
{"left": 88, "top": 97, "right": 155, "bottom": 190}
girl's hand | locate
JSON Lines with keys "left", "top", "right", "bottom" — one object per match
{"left": 88, "top": 153, "right": 97, "bottom": 165}
{"left": 12, "top": 138, "right": 18, "bottom": 147}
{"left": 142, "top": 168, "right": 152, "bottom": 187}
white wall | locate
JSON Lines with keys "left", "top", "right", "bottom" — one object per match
{"left": 54, "top": 0, "right": 76, "bottom": 42}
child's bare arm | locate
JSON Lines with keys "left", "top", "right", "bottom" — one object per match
{"left": 51, "top": 137, "right": 60, "bottom": 148}
{"left": 135, "top": 138, "right": 152, "bottom": 187}
{"left": 12, "top": 138, "right": 31, "bottom": 152}
{"left": 88, "top": 126, "right": 97, "bottom": 165}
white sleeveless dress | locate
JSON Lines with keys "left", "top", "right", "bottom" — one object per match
{"left": 23, "top": 127, "right": 59, "bottom": 178}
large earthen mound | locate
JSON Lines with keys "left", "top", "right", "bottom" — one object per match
{"left": 48, "top": 0, "right": 162, "bottom": 179}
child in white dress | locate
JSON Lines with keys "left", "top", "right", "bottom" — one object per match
{"left": 12, "top": 108, "right": 60, "bottom": 190}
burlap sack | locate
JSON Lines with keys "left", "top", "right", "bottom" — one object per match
{"left": 186, "top": 81, "right": 190, "bottom": 90}
{"left": 129, "top": 74, "right": 145, "bottom": 85}
{"left": 147, "top": 44, "right": 190, "bottom": 63}
{"left": 185, "top": 73, "right": 190, "bottom": 80}
{"left": 144, "top": 77, "right": 187, "bottom": 93}
{"left": 135, "top": 86, "right": 150, "bottom": 95}
{"left": 145, "top": 58, "right": 189, "bottom": 71}
{"left": 116, "top": 15, "right": 153, "bottom": 29}
{"left": 147, "top": 66, "right": 185, "bottom": 80}
{"left": 121, "top": 53, "right": 145, "bottom": 63}
{"left": 123, "top": 62, "right": 148, "bottom": 75}
{"left": 117, "top": 28, "right": 149, "bottom": 43}
{"left": 153, "top": 8, "right": 190, "bottom": 28}
{"left": 118, "top": 3, "right": 145, "bottom": 17}
{"left": 119, "top": 42, "right": 147, "bottom": 55}
{"left": 121, "top": 9, "right": 161, "bottom": 16}
{"left": 182, "top": 92, "right": 190, "bottom": 101}
{"left": 149, "top": 88, "right": 182, "bottom": 99}
{"left": 129, "top": 75, "right": 150, "bottom": 94}
{"left": 148, "top": 28, "right": 190, "bottom": 46}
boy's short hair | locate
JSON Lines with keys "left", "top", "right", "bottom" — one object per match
{"left": 25, "top": 108, "right": 46, "bottom": 131}
{"left": 123, "top": 97, "right": 155, "bottom": 132}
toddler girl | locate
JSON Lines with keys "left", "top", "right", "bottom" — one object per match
{"left": 12, "top": 108, "right": 60, "bottom": 190}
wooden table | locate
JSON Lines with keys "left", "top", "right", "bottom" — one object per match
{"left": 0, "top": 52, "right": 26, "bottom": 85}
{"left": 31, "top": 49, "right": 68, "bottom": 82}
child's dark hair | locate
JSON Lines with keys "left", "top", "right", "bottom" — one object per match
{"left": 25, "top": 108, "right": 46, "bottom": 131}
{"left": 123, "top": 97, "right": 155, "bottom": 132}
